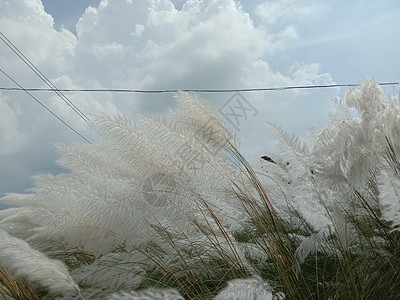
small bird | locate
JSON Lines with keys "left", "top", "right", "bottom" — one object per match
{"left": 261, "top": 155, "right": 276, "bottom": 164}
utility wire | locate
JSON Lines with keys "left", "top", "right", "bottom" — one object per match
{"left": 0, "top": 82, "right": 397, "bottom": 94}
{"left": 0, "top": 67, "right": 91, "bottom": 144}
{"left": 0, "top": 31, "right": 91, "bottom": 124}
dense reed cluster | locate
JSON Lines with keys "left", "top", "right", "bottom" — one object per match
{"left": 1, "top": 81, "right": 400, "bottom": 299}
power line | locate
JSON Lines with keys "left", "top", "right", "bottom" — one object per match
{"left": 0, "top": 67, "right": 91, "bottom": 144}
{"left": 0, "top": 30, "right": 396, "bottom": 95}
{"left": 0, "top": 31, "right": 91, "bottom": 124}
{"left": 0, "top": 82, "right": 397, "bottom": 94}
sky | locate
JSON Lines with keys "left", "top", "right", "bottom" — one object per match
{"left": 0, "top": 0, "right": 399, "bottom": 197}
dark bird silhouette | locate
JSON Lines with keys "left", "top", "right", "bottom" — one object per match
{"left": 261, "top": 156, "right": 276, "bottom": 164}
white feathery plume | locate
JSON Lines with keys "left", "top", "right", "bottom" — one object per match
{"left": 0, "top": 230, "right": 80, "bottom": 296}
{"left": 266, "top": 123, "right": 333, "bottom": 231}
{"left": 345, "top": 81, "right": 386, "bottom": 122}
{"left": 105, "top": 288, "right": 184, "bottom": 300}
{"left": 0, "top": 92, "right": 247, "bottom": 257}
{"left": 214, "top": 276, "right": 281, "bottom": 300}
{"left": 0, "top": 193, "right": 32, "bottom": 206}
{"left": 266, "top": 122, "right": 310, "bottom": 179}
{"left": 71, "top": 251, "right": 152, "bottom": 290}
{"left": 377, "top": 168, "right": 400, "bottom": 230}
{"left": 174, "top": 92, "right": 233, "bottom": 150}
{"left": 138, "top": 114, "right": 233, "bottom": 186}
{"left": 293, "top": 227, "right": 332, "bottom": 274}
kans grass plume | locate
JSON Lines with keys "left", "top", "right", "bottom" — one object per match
{"left": 0, "top": 229, "right": 80, "bottom": 297}
{"left": 0, "top": 82, "right": 400, "bottom": 299}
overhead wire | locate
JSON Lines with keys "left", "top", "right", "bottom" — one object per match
{"left": 0, "top": 30, "right": 93, "bottom": 143}
{"left": 0, "top": 31, "right": 91, "bottom": 124}
{"left": 0, "top": 67, "right": 91, "bottom": 144}
{"left": 0, "top": 82, "right": 397, "bottom": 94}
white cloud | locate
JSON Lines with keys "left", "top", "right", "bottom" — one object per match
{"left": 0, "top": 0, "right": 341, "bottom": 193}
{"left": 0, "top": 94, "right": 26, "bottom": 155}
{"left": 0, "top": 0, "right": 53, "bottom": 25}
{"left": 255, "top": 0, "right": 317, "bottom": 26}
{"left": 289, "top": 63, "right": 334, "bottom": 85}
{"left": 73, "top": 0, "right": 271, "bottom": 90}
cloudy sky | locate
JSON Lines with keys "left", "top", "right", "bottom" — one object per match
{"left": 0, "top": 0, "right": 399, "bottom": 196}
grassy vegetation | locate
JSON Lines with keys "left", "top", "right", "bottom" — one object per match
{"left": 1, "top": 82, "right": 400, "bottom": 299}
{"left": 2, "top": 150, "right": 400, "bottom": 299}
